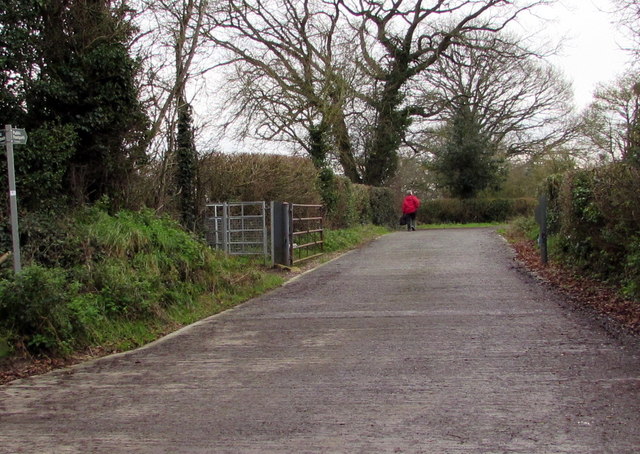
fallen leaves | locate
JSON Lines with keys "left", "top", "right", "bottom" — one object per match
{"left": 511, "top": 238, "right": 640, "bottom": 334}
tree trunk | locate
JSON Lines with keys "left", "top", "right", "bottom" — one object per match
{"left": 332, "top": 112, "right": 362, "bottom": 183}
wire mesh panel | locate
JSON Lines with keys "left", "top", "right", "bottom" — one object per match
{"left": 205, "top": 202, "right": 268, "bottom": 258}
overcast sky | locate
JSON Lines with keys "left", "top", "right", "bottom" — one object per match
{"left": 523, "top": 0, "right": 634, "bottom": 109}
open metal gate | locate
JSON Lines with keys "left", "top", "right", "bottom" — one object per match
{"left": 289, "top": 204, "right": 324, "bottom": 266}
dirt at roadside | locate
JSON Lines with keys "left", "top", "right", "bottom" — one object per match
{"left": 510, "top": 237, "right": 640, "bottom": 336}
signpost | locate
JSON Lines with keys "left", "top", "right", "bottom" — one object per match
{"left": 2, "top": 125, "right": 28, "bottom": 273}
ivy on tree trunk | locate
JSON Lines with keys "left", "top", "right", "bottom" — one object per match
{"left": 176, "top": 99, "right": 198, "bottom": 231}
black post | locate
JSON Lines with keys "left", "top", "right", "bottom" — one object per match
{"left": 271, "top": 202, "right": 291, "bottom": 266}
{"left": 535, "top": 195, "right": 548, "bottom": 265}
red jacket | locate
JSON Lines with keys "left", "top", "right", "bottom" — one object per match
{"left": 402, "top": 194, "right": 421, "bottom": 214}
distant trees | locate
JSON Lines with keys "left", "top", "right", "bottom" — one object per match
{"left": 430, "top": 103, "right": 504, "bottom": 198}
{"left": 0, "top": 0, "right": 582, "bottom": 219}
{"left": 613, "top": 0, "right": 640, "bottom": 58}
{"left": 341, "top": 0, "right": 541, "bottom": 186}
{"left": 129, "top": 0, "right": 217, "bottom": 227}
{"left": 414, "top": 32, "right": 577, "bottom": 197}
{"left": 423, "top": 33, "right": 576, "bottom": 158}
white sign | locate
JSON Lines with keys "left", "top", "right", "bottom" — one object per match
{"left": 0, "top": 128, "right": 28, "bottom": 145}
{"left": 12, "top": 129, "right": 27, "bottom": 144}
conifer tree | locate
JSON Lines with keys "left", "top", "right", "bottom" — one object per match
{"left": 431, "top": 104, "right": 504, "bottom": 199}
{"left": 176, "top": 99, "right": 198, "bottom": 231}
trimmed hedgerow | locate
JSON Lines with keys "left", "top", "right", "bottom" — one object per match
{"left": 324, "top": 177, "right": 396, "bottom": 229}
{"left": 418, "top": 198, "right": 536, "bottom": 224}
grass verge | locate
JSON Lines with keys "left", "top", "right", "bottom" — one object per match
{"left": 502, "top": 216, "right": 640, "bottom": 335}
{"left": 323, "top": 224, "right": 390, "bottom": 253}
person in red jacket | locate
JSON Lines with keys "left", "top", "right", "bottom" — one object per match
{"left": 402, "top": 190, "right": 421, "bottom": 231}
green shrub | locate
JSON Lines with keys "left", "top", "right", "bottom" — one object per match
{"left": 505, "top": 216, "right": 539, "bottom": 242}
{"left": 0, "top": 207, "right": 284, "bottom": 356}
{"left": 327, "top": 177, "right": 355, "bottom": 228}
{"left": 68, "top": 293, "right": 105, "bottom": 330}
{"left": 351, "top": 184, "right": 372, "bottom": 225}
{"left": 317, "top": 167, "right": 338, "bottom": 213}
{"left": 0, "top": 209, "right": 84, "bottom": 271}
{"left": 623, "top": 237, "right": 640, "bottom": 298}
{"left": 0, "top": 266, "right": 80, "bottom": 355}
{"left": 325, "top": 179, "right": 396, "bottom": 228}
{"left": 90, "top": 259, "right": 160, "bottom": 317}
{"left": 370, "top": 187, "right": 397, "bottom": 227}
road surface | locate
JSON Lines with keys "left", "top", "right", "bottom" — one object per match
{"left": 1, "top": 228, "right": 640, "bottom": 453}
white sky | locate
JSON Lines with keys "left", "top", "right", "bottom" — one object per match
{"left": 520, "top": 0, "right": 634, "bottom": 109}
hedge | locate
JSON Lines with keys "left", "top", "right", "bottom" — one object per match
{"left": 541, "top": 163, "right": 640, "bottom": 299}
{"left": 418, "top": 198, "right": 537, "bottom": 224}
{"left": 324, "top": 177, "right": 396, "bottom": 229}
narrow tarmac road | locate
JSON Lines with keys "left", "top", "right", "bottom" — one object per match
{"left": 1, "top": 228, "right": 640, "bottom": 453}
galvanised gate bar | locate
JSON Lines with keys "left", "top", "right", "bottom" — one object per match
{"left": 204, "top": 202, "right": 268, "bottom": 258}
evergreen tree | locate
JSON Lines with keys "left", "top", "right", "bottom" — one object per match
{"left": 175, "top": 100, "right": 198, "bottom": 231}
{"left": 0, "top": 0, "right": 148, "bottom": 209}
{"left": 431, "top": 104, "right": 504, "bottom": 199}
{"left": 308, "top": 122, "right": 337, "bottom": 213}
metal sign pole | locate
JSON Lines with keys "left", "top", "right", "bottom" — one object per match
{"left": 4, "top": 125, "right": 22, "bottom": 272}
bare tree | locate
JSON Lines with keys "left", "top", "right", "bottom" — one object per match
{"left": 416, "top": 32, "right": 577, "bottom": 160}
{"left": 206, "top": 0, "right": 552, "bottom": 186}
{"left": 130, "top": 0, "right": 218, "bottom": 210}
{"left": 580, "top": 71, "right": 640, "bottom": 162}
{"left": 339, "top": 0, "right": 553, "bottom": 185}
{"left": 207, "top": 0, "right": 364, "bottom": 181}
{"left": 612, "top": 0, "right": 640, "bottom": 59}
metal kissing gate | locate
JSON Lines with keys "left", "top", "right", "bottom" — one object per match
{"left": 205, "top": 202, "right": 268, "bottom": 257}
{"left": 205, "top": 201, "right": 324, "bottom": 267}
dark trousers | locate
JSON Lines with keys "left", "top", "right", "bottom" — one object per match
{"left": 406, "top": 212, "right": 416, "bottom": 230}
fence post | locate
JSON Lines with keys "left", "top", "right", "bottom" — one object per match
{"left": 535, "top": 195, "right": 548, "bottom": 265}
{"left": 287, "top": 203, "right": 293, "bottom": 266}
{"left": 270, "top": 201, "right": 275, "bottom": 266}
{"left": 222, "top": 202, "right": 229, "bottom": 254}
{"left": 261, "top": 201, "right": 268, "bottom": 262}
{"left": 271, "top": 202, "right": 291, "bottom": 266}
